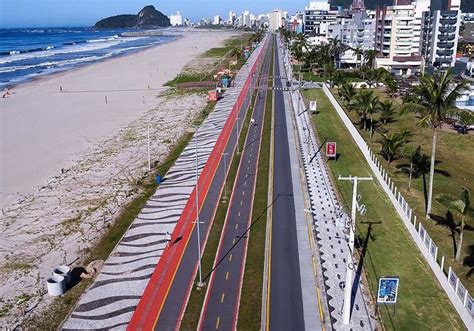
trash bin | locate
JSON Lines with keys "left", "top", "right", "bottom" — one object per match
{"left": 53, "top": 265, "right": 71, "bottom": 285}
{"left": 46, "top": 275, "right": 65, "bottom": 296}
{"left": 156, "top": 175, "right": 162, "bottom": 184}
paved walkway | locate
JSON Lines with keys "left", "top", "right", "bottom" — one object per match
{"left": 282, "top": 50, "right": 376, "bottom": 330}
{"left": 63, "top": 44, "right": 264, "bottom": 330}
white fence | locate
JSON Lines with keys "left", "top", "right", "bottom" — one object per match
{"left": 322, "top": 84, "right": 474, "bottom": 330}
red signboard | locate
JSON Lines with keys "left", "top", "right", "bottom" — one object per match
{"left": 326, "top": 142, "right": 336, "bottom": 158}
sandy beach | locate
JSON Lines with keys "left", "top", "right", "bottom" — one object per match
{"left": 0, "top": 29, "right": 235, "bottom": 208}
{"left": 0, "top": 28, "right": 238, "bottom": 327}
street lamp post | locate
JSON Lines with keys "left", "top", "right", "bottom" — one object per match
{"left": 194, "top": 127, "right": 205, "bottom": 288}
{"left": 222, "top": 152, "right": 229, "bottom": 199}
{"left": 235, "top": 114, "right": 241, "bottom": 155}
{"left": 338, "top": 175, "right": 373, "bottom": 325}
{"left": 147, "top": 124, "right": 151, "bottom": 171}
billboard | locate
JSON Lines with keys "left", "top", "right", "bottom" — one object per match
{"left": 377, "top": 277, "right": 399, "bottom": 304}
{"left": 326, "top": 142, "right": 336, "bottom": 158}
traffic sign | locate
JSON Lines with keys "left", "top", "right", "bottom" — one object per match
{"left": 309, "top": 100, "right": 317, "bottom": 111}
{"left": 326, "top": 142, "right": 336, "bottom": 158}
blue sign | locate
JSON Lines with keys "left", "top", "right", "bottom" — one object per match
{"left": 377, "top": 277, "right": 399, "bottom": 304}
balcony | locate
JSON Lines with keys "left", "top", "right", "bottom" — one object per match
{"left": 436, "top": 49, "right": 453, "bottom": 56}
{"left": 438, "top": 34, "right": 455, "bottom": 41}
{"left": 438, "top": 26, "right": 456, "bottom": 33}
{"left": 439, "top": 18, "right": 457, "bottom": 25}
{"left": 437, "top": 41, "right": 455, "bottom": 49}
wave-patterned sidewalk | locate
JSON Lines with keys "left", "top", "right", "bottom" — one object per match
{"left": 63, "top": 48, "right": 263, "bottom": 330}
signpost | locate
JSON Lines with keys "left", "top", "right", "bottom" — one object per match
{"left": 377, "top": 277, "right": 400, "bottom": 304}
{"left": 309, "top": 100, "right": 317, "bottom": 112}
{"left": 377, "top": 276, "right": 400, "bottom": 316}
{"left": 326, "top": 142, "right": 336, "bottom": 159}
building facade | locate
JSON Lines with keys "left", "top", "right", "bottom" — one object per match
{"left": 420, "top": 0, "right": 461, "bottom": 68}
{"left": 169, "top": 11, "right": 183, "bottom": 26}
{"left": 268, "top": 9, "right": 286, "bottom": 31}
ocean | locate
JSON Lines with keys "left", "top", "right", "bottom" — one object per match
{"left": 0, "top": 27, "right": 176, "bottom": 88}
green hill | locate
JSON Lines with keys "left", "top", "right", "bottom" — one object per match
{"left": 95, "top": 5, "right": 170, "bottom": 29}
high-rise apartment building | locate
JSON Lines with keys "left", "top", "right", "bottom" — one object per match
{"left": 268, "top": 9, "right": 285, "bottom": 31}
{"left": 228, "top": 11, "right": 236, "bottom": 25}
{"left": 169, "top": 11, "right": 183, "bottom": 26}
{"left": 420, "top": 0, "right": 461, "bottom": 68}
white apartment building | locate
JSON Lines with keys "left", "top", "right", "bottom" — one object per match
{"left": 228, "top": 11, "right": 236, "bottom": 25}
{"left": 304, "top": 0, "right": 336, "bottom": 35}
{"left": 169, "top": 11, "right": 183, "bottom": 26}
{"left": 268, "top": 9, "right": 285, "bottom": 31}
{"left": 242, "top": 10, "right": 252, "bottom": 28}
{"left": 213, "top": 15, "right": 221, "bottom": 25}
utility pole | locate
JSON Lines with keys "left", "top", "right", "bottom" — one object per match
{"left": 194, "top": 127, "right": 205, "bottom": 288}
{"left": 147, "top": 125, "right": 151, "bottom": 171}
{"left": 222, "top": 152, "right": 229, "bottom": 199}
{"left": 337, "top": 175, "right": 373, "bottom": 325}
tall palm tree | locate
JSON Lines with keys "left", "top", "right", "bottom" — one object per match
{"left": 363, "top": 49, "right": 378, "bottom": 69}
{"left": 377, "top": 130, "right": 408, "bottom": 163}
{"left": 328, "top": 36, "right": 344, "bottom": 68}
{"left": 352, "top": 46, "right": 364, "bottom": 69}
{"left": 352, "top": 89, "right": 379, "bottom": 135}
{"left": 378, "top": 99, "right": 397, "bottom": 125}
{"left": 436, "top": 187, "right": 471, "bottom": 261}
{"left": 401, "top": 70, "right": 467, "bottom": 217}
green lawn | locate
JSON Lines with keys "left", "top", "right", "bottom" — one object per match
{"left": 332, "top": 87, "right": 474, "bottom": 293}
{"left": 303, "top": 89, "right": 465, "bottom": 330}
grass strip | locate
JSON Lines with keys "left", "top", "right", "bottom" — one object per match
{"left": 237, "top": 41, "right": 273, "bottom": 330}
{"left": 180, "top": 91, "right": 257, "bottom": 330}
{"left": 23, "top": 102, "right": 216, "bottom": 329}
{"left": 303, "top": 89, "right": 464, "bottom": 330}
{"left": 331, "top": 88, "right": 474, "bottom": 290}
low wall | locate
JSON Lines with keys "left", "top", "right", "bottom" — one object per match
{"left": 322, "top": 83, "right": 474, "bottom": 330}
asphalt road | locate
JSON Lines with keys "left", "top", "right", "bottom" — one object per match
{"left": 198, "top": 38, "right": 273, "bottom": 331}
{"left": 268, "top": 35, "right": 305, "bottom": 330}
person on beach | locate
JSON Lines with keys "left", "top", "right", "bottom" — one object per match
{"left": 60, "top": 86, "right": 63, "bottom": 92}
{"left": 2, "top": 88, "right": 10, "bottom": 98}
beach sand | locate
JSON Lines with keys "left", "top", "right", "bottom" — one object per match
{"left": 0, "top": 29, "right": 236, "bottom": 208}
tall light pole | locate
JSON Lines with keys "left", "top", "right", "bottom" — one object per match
{"left": 222, "top": 152, "right": 229, "bottom": 199}
{"left": 194, "top": 127, "right": 205, "bottom": 288}
{"left": 235, "top": 114, "right": 241, "bottom": 155}
{"left": 338, "top": 175, "right": 373, "bottom": 325}
{"left": 147, "top": 124, "right": 151, "bottom": 171}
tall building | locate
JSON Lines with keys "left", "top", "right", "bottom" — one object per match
{"left": 352, "top": 0, "right": 366, "bottom": 12}
{"left": 268, "top": 9, "right": 285, "bottom": 31}
{"left": 304, "top": 0, "right": 337, "bottom": 35}
{"left": 242, "top": 10, "right": 252, "bottom": 28}
{"left": 421, "top": 0, "right": 461, "bottom": 68}
{"left": 169, "top": 11, "right": 183, "bottom": 26}
{"left": 213, "top": 15, "right": 221, "bottom": 25}
{"left": 228, "top": 11, "right": 236, "bottom": 25}
{"left": 375, "top": 2, "right": 424, "bottom": 75}
{"left": 328, "top": 12, "right": 375, "bottom": 50}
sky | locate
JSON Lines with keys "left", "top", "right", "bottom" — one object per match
{"left": 0, "top": 0, "right": 309, "bottom": 28}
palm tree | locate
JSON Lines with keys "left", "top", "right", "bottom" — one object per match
{"left": 353, "top": 46, "right": 364, "bottom": 69}
{"left": 363, "top": 49, "right": 378, "bottom": 69}
{"left": 378, "top": 99, "right": 397, "bottom": 125}
{"left": 352, "top": 89, "right": 379, "bottom": 135}
{"left": 436, "top": 187, "right": 471, "bottom": 261}
{"left": 456, "top": 110, "right": 474, "bottom": 134}
{"left": 377, "top": 130, "right": 409, "bottom": 163}
{"left": 328, "top": 37, "right": 344, "bottom": 68}
{"left": 401, "top": 70, "right": 467, "bottom": 217}
{"left": 401, "top": 145, "right": 421, "bottom": 191}
{"left": 339, "top": 83, "right": 356, "bottom": 108}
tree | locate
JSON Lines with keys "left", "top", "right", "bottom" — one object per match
{"left": 401, "top": 145, "right": 421, "bottom": 191}
{"left": 339, "top": 83, "right": 356, "bottom": 108}
{"left": 352, "top": 46, "right": 364, "bottom": 69}
{"left": 352, "top": 89, "right": 379, "bottom": 135}
{"left": 363, "top": 49, "right": 378, "bottom": 69}
{"left": 328, "top": 36, "right": 345, "bottom": 68}
{"left": 377, "top": 130, "right": 409, "bottom": 163}
{"left": 384, "top": 75, "right": 398, "bottom": 97}
{"left": 401, "top": 70, "right": 467, "bottom": 217}
{"left": 436, "top": 187, "right": 471, "bottom": 261}
{"left": 456, "top": 110, "right": 474, "bottom": 134}
{"left": 378, "top": 99, "right": 397, "bottom": 125}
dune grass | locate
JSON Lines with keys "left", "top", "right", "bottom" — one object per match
{"left": 303, "top": 89, "right": 465, "bottom": 330}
